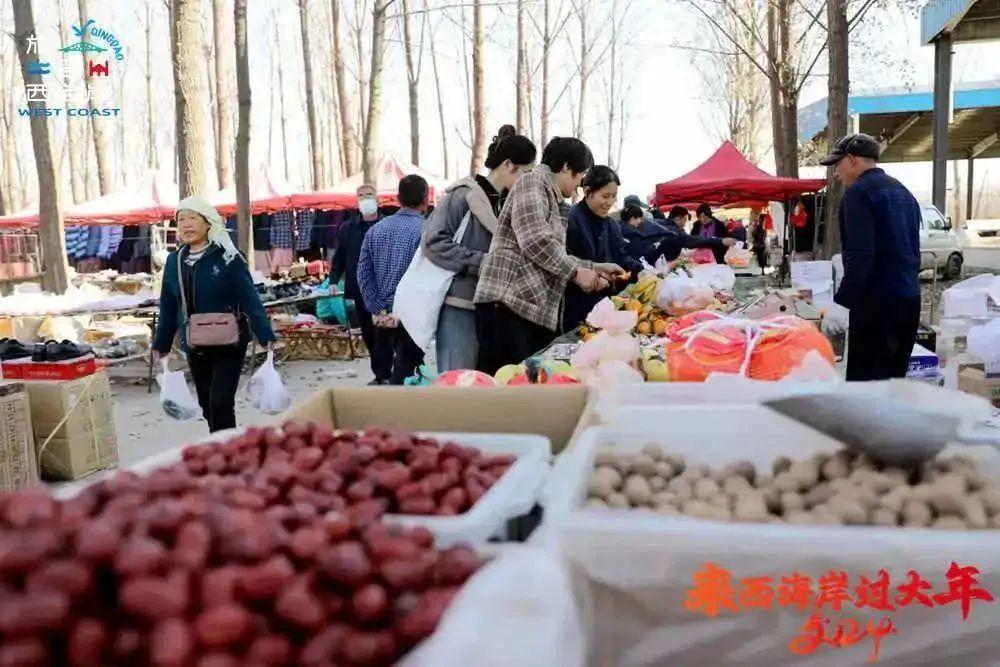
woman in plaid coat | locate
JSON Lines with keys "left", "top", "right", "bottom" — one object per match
{"left": 474, "top": 137, "right": 623, "bottom": 374}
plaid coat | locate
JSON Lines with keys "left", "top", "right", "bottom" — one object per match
{"left": 474, "top": 165, "right": 590, "bottom": 331}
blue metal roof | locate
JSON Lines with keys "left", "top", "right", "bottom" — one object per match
{"left": 921, "top": 0, "right": 977, "bottom": 43}
{"left": 798, "top": 81, "right": 1000, "bottom": 141}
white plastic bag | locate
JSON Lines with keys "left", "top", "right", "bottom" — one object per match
{"left": 247, "top": 350, "right": 291, "bottom": 414}
{"left": 968, "top": 318, "right": 1000, "bottom": 373}
{"left": 655, "top": 273, "right": 715, "bottom": 314}
{"left": 158, "top": 359, "right": 201, "bottom": 420}
{"left": 393, "top": 214, "right": 471, "bottom": 351}
{"left": 820, "top": 302, "right": 850, "bottom": 335}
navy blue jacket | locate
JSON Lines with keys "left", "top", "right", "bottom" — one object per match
{"left": 152, "top": 244, "right": 276, "bottom": 353}
{"left": 834, "top": 168, "right": 921, "bottom": 309}
{"left": 620, "top": 219, "right": 671, "bottom": 264}
{"left": 330, "top": 212, "right": 380, "bottom": 301}
{"left": 563, "top": 202, "right": 642, "bottom": 331}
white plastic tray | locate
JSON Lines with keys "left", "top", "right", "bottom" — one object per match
{"left": 536, "top": 414, "right": 1000, "bottom": 665}
{"left": 54, "top": 427, "right": 551, "bottom": 547}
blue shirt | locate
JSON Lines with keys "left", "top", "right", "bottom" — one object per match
{"left": 834, "top": 168, "right": 921, "bottom": 309}
{"left": 357, "top": 208, "right": 424, "bottom": 314}
{"left": 270, "top": 209, "right": 294, "bottom": 248}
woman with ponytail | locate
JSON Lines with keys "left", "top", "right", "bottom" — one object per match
{"left": 422, "top": 125, "right": 537, "bottom": 372}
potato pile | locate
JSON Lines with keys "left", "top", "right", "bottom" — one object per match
{"left": 585, "top": 445, "right": 1000, "bottom": 529}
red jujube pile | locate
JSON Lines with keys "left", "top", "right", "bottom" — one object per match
{"left": 0, "top": 422, "right": 498, "bottom": 666}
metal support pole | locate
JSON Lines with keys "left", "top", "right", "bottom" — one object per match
{"left": 932, "top": 31, "right": 953, "bottom": 213}
{"left": 967, "top": 155, "right": 975, "bottom": 220}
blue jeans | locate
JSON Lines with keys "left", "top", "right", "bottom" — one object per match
{"left": 436, "top": 305, "right": 478, "bottom": 372}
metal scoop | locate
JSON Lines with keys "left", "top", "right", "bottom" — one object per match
{"left": 765, "top": 392, "right": 1000, "bottom": 465}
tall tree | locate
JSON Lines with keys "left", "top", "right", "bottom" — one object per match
{"left": 428, "top": 8, "right": 449, "bottom": 179}
{"left": 172, "top": 0, "right": 208, "bottom": 197}
{"left": 13, "top": 0, "right": 69, "bottom": 293}
{"left": 540, "top": 0, "right": 551, "bottom": 147}
{"left": 516, "top": 0, "right": 527, "bottom": 133}
{"left": 78, "top": 0, "right": 113, "bottom": 194}
{"left": 572, "top": 0, "right": 590, "bottom": 138}
{"left": 823, "top": 0, "right": 848, "bottom": 257}
{"left": 362, "top": 0, "right": 394, "bottom": 183}
{"left": 145, "top": 1, "right": 157, "bottom": 169}
{"left": 401, "top": 0, "right": 425, "bottom": 165}
{"left": 234, "top": 0, "right": 252, "bottom": 260}
{"left": 212, "top": 0, "right": 233, "bottom": 188}
{"left": 298, "top": 0, "right": 322, "bottom": 189}
{"left": 273, "top": 8, "right": 290, "bottom": 182}
{"left": 58, "top": 7, "right": 85, "bottom": 203}
{"left": 469, "top": 0, "right": 485, "bottom": 174}
{"left": 331, "top": 0, "right": 356, "bottom": 175}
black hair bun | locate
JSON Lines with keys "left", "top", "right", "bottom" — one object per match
{"left": 494, "top": 124, "right": 516, "bottom": 143}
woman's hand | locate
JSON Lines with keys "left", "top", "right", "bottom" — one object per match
{"left": 593, "top": 262, "right": 624, "bottom": 278}
{"left": 572, "top": 267, "right": 609, "bottom": 293}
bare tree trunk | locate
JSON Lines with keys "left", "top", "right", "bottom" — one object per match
{"left": 172, "top": 0, "right": 207, "bottom": 197}
{"left": 516, "top": 0, "right": 527, "bottom": 133}
{"left": 575, "top": 2, "right": 588, "bottom": 139}
{"left": 274, "top": 12, "right": 290, "bottom": 182}
{"left": 212, "top": 0, "right": 233, "bottom": 188}
{"left": 428, "top": 9, "right": 449, "bottom": 180}
{"left": 298, "top": 0, "right": 322, "bottom": 189}
{"left": 823, "top": 0, "right": 848, "bottom": 258}
{"left": 469, "top": 0, "right": 485, "bottom": 174}
{"left": 362, "top": 1, "right": 392, "bottom": 183}
{"left": 146, "top": 2, "right": 158, "bottom": 170}
{"left": 776, "top": 0, "right": 798, "bottom": 177}
{"left": 401, "top": 0, "right": 420, "bottom": 165}
{"left": 606, "top": 0, "right": 617, "bottom": 167}
{"left": 540, "top": 0, "right": 551, "bottom": 148}
{"left": 234, "top": 0, "right": 252, "bottom": 261}
{"left": 58, "top": 8, "right": 85, "bottom": 203}
{"left": 14, "top": 1, "right": 68, "bottom": 293}
{"left": 78, "top": 0, "right": 113, "bottom": 194}
{"left": 331, "top": 0, "right": 356, "bottom": 175}
{"left": 766, "top": 0, "right": 786, "bottom": 176}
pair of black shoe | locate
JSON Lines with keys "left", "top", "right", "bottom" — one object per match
{"left": 0, "top": 339, "right": 33, "bottom": 361}
{"left": 31, "top": 340, "right": 93, "bottom": 362}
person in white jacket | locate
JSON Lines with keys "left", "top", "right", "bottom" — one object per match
{"left": 422, "top": 125, "right": 537, "bottom": 371}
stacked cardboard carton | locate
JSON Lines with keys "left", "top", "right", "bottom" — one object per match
{"left": 0, "top": 381, "right": 38, "bottom": 491}
{"left": 22, "top": 371, "right": 118, "bottom": 480}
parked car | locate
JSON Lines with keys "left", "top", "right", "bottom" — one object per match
{"left": 959, "top": 218, "right": 1000, "bottom": 271}
{"left": 919, "top": 204, "right": 964, "bottom": 279}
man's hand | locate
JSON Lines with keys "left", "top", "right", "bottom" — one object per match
{"left": 572, "top": 267, "right": 601, "bottom": 292}
{"left": 593, "top": 262, "right": 625, "bottom": 278}
{"left": 722, "top": 238, "right": 738, "bottom": 247}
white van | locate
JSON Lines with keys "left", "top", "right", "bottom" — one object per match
{"left": 919, "top": 204, "right": 964, "bottom": 278}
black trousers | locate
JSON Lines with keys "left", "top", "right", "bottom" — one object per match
{"left": 374, "top": 325, "right": 424, "bottom": 385}
{"left": 187, "top": 342, "right": 248, "bottom": 433}
{"left": 475, "top": 303, "right": 553, "bottom": 375}
{"left": 351, "top": 298, "right": 392, "bottom": 382}
{"left": 846, "top": 296, "right": 920, "bottom": 381}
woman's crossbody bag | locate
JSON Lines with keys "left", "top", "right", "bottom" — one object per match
{"left": 177, "top": 252, "right": 241, "bottom": 347}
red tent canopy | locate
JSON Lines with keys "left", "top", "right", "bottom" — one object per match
{"left": 0, "top": 172, "right": 180, "bottom": 229}
{"left": 204, "top": 171, "right": 293, "bottom": 215}
{"left": 289, "top": 155, "right": 445, "bottom": 210}
{"left": 652, "top": 142, "right": 825, "bottom": 208}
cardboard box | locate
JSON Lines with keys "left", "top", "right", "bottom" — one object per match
{"left": 22, "top": 372, "right": 118, "bottom": 480}
{"left": 37, "top": 423, "right": 118, "bottom": 481}
{"left": 2, "top": 355, "right": 97, "bottom": 381}
{"left": 281, "top": 386, "right": 594, "bottom": 454}
{"left": 959, "top": 365, "right": 1000, "bottom": 409}
{"left": 0, "top": 381, "right": 38, "bottom": 492}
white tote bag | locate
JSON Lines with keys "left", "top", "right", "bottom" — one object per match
{"left": 393, "top": 213, "right": 471, "bottom": 351}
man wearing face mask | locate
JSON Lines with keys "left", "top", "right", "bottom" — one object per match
{"left": 331, "top": 184, "right": 389, "bottom": 384}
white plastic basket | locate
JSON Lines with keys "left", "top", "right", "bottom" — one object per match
{"left": 55, "top": 428, "right": 551, "bottom": 547}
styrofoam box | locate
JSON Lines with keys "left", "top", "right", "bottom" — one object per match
{"left": 537, "top": 409, "right": 1000, "bottom": 665}
{"left": 54, "top": 428, "right": 551, "bottom": 547}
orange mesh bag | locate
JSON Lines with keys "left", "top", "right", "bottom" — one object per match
{"left": 665, "top": 318, "right": 747, "bottom": 381}
{"left": 747, "top": 315, "right": 835, "bottom": 380}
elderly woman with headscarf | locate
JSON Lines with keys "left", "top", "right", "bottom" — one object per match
{"left": 152, "top": 196, "right": 276, "bottom": 432}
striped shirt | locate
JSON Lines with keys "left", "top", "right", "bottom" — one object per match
{"left": 356, "top": 208, "right": 424, "bottom": 314}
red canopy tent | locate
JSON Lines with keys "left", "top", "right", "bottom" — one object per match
{"left": 0, "top": 172, "right": 180, "bottom": 229}
{"left": 652, "top": 142, "right": 825, "bottom": 208}
{"left": 204, "top": 170, "right": 294, "bottom": 215}
{"left": 289, "top": 155, "right": 446, "bottom": 210}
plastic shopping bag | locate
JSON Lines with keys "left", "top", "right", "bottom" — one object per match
{"left": 968, "top": 318, "right": 1000, "bottom": 374}
{"left": 158, "top": 359, "right": 201, "bottom": 420}
{"left": 655, "top": 273, "right": 715, "bottom": 315}
{"left": 393, "top": 214, "right": 472, "bottom": 351}
{"left": 724, "top": 243, "right": 752, "bottom": 268}
{"left": 247, "top": 350, "right": 292, "bottom": 414}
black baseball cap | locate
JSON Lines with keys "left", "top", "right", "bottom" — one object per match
{"left": 819, "top": 133, "right": 881, "bottom": 166}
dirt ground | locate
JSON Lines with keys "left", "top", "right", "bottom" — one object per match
{"left": 109, "top": 356, "right": 375, "bottom": 467}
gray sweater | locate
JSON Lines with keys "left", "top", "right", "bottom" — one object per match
{"left": 421, "top": 177, "right": 499, "bottom": 309}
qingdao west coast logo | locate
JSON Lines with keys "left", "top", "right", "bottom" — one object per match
{"left": 18, "top": 18, "right": 124, "bottom": 120}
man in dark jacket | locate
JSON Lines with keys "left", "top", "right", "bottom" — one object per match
{"left": 619, "top": 204, "right": 668, "bottom": 264}
{"left": 822, "top": 133, "right": 921, "bottom": 381}
{"left": 329, "top": 184, "right": 389, "bottom": 384}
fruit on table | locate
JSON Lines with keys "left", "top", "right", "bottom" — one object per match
{"left": 641, "top": 357, "right": 670, "bottom": 382}
{"left": 584, "top": 445, "right": 1000, "bottom": 529}
{"left": 494, "top": 364, "right": 526, "bottom": 385}
{"left": 0, "top": 423, "right": 489, "bottom": 666}
{"left": 433, "top": 369, "right": 497, "bottom": 387}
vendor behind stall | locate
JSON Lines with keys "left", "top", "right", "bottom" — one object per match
{"left": 659, "top": 206, "right": 735, "bottom": 262}
{"left": 619, "top": 204, "right": 669, "bottom": 264}
{"left": 563, "top": 166, "right": 642, "bottom": 330}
